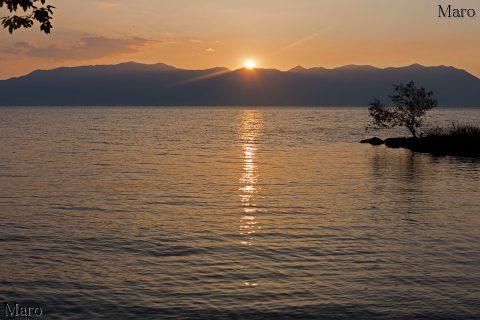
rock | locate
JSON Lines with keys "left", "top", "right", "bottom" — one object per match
{"left": 360, "top": 137, "right": 384, "bottom": 145}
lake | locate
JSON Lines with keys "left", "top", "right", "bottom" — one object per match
{"left": 1, "top": 107, "right": 479, "bottom": 319}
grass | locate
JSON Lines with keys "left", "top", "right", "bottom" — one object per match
{"left": 423, "top": 122, "right": 480, "bottom": 139}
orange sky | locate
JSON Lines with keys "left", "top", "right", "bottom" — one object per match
{"left": 1, "top": 0, "right": 479, "bottom": 79}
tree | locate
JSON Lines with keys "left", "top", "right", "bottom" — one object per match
{"left": 367, "top": 81, "right": 438, "bottom": 138}
{"left": 0, "top": 0, "right": 54, "bottom": 34}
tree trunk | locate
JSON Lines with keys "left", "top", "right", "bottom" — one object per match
{"left": 408, "top": 125, "right": 417, "bottom": 138}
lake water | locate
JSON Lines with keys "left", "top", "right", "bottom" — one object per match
{"left": 1, "top": 107, "right": 479, "bottom": 320}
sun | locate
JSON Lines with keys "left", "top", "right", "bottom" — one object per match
{"left": 243, "top": 60, "right": 257, "bottom": 69}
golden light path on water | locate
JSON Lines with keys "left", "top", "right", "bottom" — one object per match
{"left": 239, "top": 110, "right": 263, "bottom": 251}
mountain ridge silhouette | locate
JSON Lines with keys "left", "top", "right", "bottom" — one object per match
{"left": 1, "top": 62, "right": 479, "bottom": 106}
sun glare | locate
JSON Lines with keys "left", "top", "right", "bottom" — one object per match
{"left": 244, "top": 60, "right": 257, "bottom": 69}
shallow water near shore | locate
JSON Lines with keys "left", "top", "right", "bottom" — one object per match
{"left": 1, "top": 107, "right": 480, "bottom": 319}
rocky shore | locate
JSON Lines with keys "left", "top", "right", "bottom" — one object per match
{"left": 361, "top": 135, "right": 480, "bottom": 157}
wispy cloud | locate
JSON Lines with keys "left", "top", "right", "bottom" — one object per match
{"left": 274, "top": 28, "right": 330, "bottom": 55}
{"left": 2, "top": 36, "right": 155, "bottom": 61}
{"left": 205, "top": 47, "right": 215, "bottom": 53}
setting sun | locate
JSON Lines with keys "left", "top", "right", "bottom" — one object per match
{"left": 244, "top": 60, "right": 256, "bottom": 69}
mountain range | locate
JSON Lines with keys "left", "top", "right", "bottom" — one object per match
{"left": 1, "top": 62, "right": 479, "bottom": 106}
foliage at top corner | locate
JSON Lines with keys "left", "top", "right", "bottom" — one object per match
{"left": 0, "top": 0, "right": 55, "bottom": 34}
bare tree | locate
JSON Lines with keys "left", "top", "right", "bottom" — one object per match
{"left": 367, "top": 81, "right": 438, "bottom": 138}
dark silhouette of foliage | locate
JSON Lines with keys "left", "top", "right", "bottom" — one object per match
{"left": 367, "top": 81, "right": 438, "bottom": 138}
{"left": 0, "top": 0, "right": 54, "bottom": 34}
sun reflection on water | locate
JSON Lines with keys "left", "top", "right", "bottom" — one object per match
{"left": 239, "top": 110, "right": 263, "bottom": 247}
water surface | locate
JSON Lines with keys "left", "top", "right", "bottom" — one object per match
{"left": 1, "top": 107, "right": 479, "bottom": 319}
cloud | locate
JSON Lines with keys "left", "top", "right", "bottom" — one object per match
{"left": 273, "top": 27, "right": 330, "bottom": 55}
{"left": 2, "top": 36, "right": 154, "bottom": 61}
{"left": 205, "top": 47, "right": 215, "bottom": 53}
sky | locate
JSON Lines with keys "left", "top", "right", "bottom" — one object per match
{"left": 0, "top": 0, "right": 479, "bottom": 79}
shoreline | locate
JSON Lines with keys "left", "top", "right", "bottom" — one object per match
{"left": 361, "top": 135, "right": 480, "bottom": 157}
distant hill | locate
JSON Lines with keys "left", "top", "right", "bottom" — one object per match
{"left": 0, "top": 62, "right": 479, "bottom": 106}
